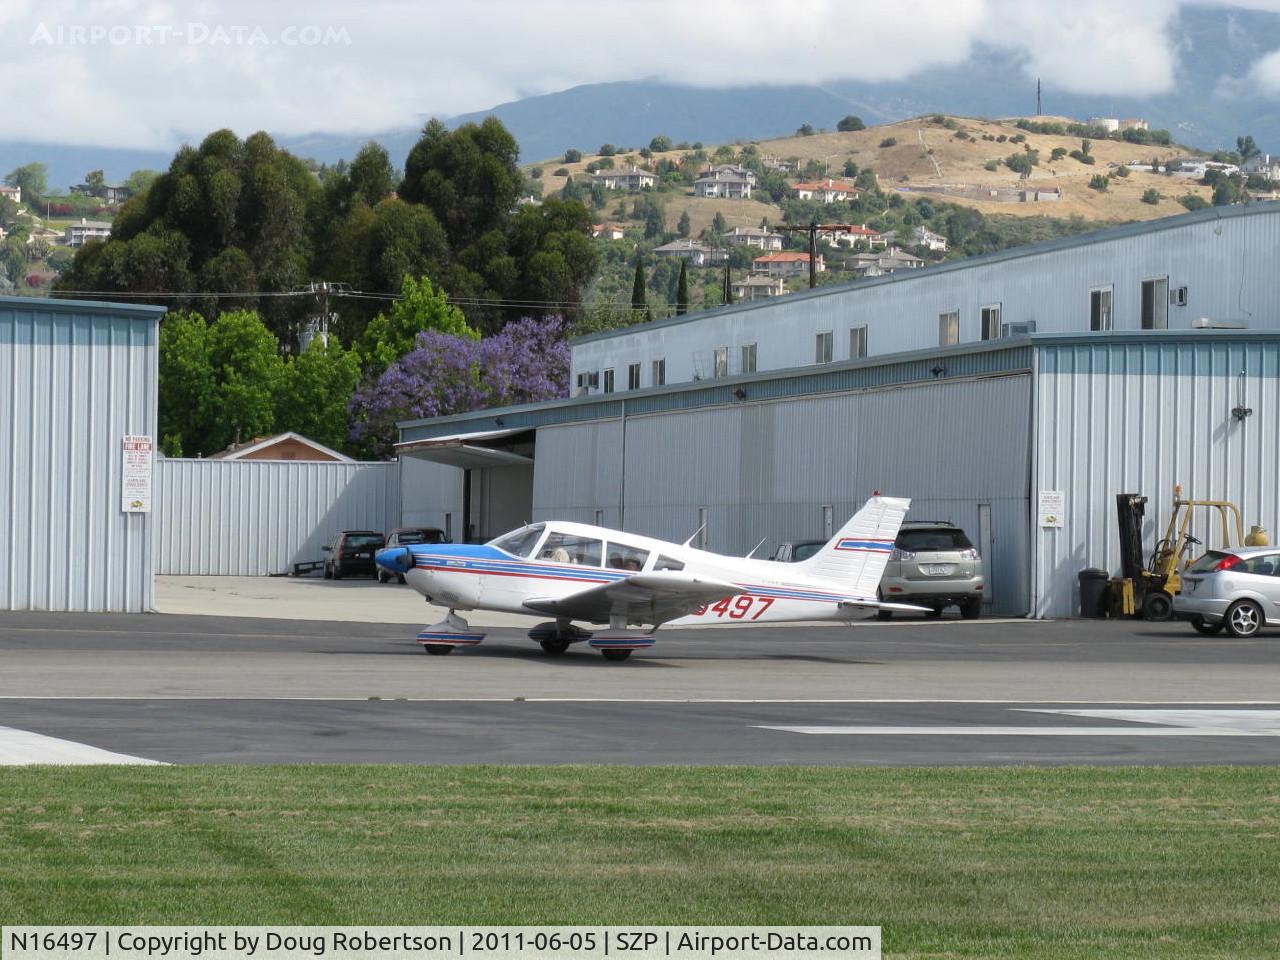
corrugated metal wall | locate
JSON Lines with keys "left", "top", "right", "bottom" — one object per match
{"left": 534, "top": 374, "right": 1032, "bottom": 614}
{"left": 1033, "top": 337, "right": 1280, "bottom": 617}
{"left": 0, "top": 298, "right": 162, "bottom": 612}
{"left": 154, "top": 460, "right": 400, "bottom": 575}
{"left": 399, "top": 456, "right": 465, "bottom": 540}
{"left": 572, "top": 202, "right": 1280, "bottom": 388}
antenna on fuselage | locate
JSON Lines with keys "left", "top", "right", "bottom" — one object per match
{"left": 744, "top": 537, "right": 768, "bottom": 559}
{"left": 681, "top": 523, "right": 707, "bottom": 548}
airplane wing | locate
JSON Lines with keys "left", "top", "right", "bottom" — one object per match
{"left": 523, "top": 571, "right": 743, "bottom": 625}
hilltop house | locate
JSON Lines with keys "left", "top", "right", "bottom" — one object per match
{"left": 694, "top": 169, "right": 754, "bottom": 199}
{"left": 911, "top": 226, "right": 949, "bottom": 251}
{"left": 64, "top": 218, "right": 112, "bottom": 247}
{"left": 847, "top": 246, "right": 925, "bottom": 278}
{"left": 0, "top": 185, "right": 20, "bottom": 204}
{"left": 816, "top": 224, "right": 888, "bottom": 248}
{"left": 652, "top": 239, "right": 727, "bottom": 266}
{"left": 752, "top": 251, "right": 824, "bottom": 278}
{"left": 722, "top": 226, "right": 783, "bottom": 250}
{"left": 1244, "top": 154, "right": 1280, "bottom": 181}
{"left": 71, "top": 182, "right": 131, "bottom": 204}
{"left": 593, "top": 166, "right": 656, "bottom": 191}
{"left": 792, "top": 179, "right": 859, "bottom": 203}
{"left": 592, "top": 223, "right": 626, "bottom": 240}
{"left": 1022, "top": 185, "right": 1062, "bottom": 202}
{"left": 730, "top": 275, "right": 787, "bottom": 301}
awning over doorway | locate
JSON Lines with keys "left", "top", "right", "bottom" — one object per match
{"left": 394, "top": 427, "right": 534, "bottom": 469}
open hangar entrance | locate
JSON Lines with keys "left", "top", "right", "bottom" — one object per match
{"left": 396, "top": 427, "right": 535, "bottom": 543}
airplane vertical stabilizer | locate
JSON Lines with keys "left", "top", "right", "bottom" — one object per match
{"left": 797, "top": 496, "right": 911, "bottom": 597}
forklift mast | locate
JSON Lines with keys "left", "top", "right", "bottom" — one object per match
{"left": 1115, "top": 493, "right": 1148, "bottom": 585}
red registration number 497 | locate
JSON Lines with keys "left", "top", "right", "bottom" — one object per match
{"left": 693, "top": 595, "right": 775, "bottom": 620}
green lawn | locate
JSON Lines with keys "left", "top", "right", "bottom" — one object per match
{"left": 0, "top": 766, "right": 1277, "bottom": 958}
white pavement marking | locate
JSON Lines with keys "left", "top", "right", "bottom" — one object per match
{"left": 0, "top": 725, "right": 164, "bottom": 765}
{"left": 760, "top": 708, "right": 1280, "bottom": 736}
{"left": 1, "top": 697, "right": 1278, "bottom": 704}
{"left": 1021, "top": 708, "right": 1280, "bottom": 735}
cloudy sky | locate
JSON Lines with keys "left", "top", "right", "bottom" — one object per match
{"left": 2, "top": 0, "right": 1280, "bottom": 149}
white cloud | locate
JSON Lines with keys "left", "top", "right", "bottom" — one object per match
{"left": 0, "top": 0, "right": 1276, "bottom": 148}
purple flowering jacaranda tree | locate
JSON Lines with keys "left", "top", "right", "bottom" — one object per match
{"left": 349, "top": 315, "right": 571, "bottom": 458}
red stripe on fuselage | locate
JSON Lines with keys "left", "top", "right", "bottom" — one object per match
{"left": 417, "top": 564, "right": 615, "bottom": 585}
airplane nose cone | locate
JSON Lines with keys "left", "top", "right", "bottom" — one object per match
{"left": 375, "top": 546, "right": 415, "bottom": 575}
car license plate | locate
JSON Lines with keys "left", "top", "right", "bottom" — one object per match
{"left": 921, "top": 563, "right": 956, "bottom": 576}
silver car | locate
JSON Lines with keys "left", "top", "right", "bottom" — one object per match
{"left": 878, "top": 521, "right": 986, "bottom": 619}
{"left": 1174, "top": 547, "right": 1280, "bottom": 637}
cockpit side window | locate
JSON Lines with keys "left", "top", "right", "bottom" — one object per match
{"left": 606, "top": 542, "right": 651, "bottom": 572}
{"left": 489, "top": 524, "right": 546, "bottom": 558}
{"left": 538, "top": 532, "right": 603, "bottom": 566}
{"left": 653, "top": 555, "right": 685, "bottom": 571}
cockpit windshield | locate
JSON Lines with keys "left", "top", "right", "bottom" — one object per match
{"left": 488, "top": 524, "right": 546, "bottom": 558}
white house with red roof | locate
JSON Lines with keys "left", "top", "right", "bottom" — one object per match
{"left": 751, "top": 251, "right": 825, "bottom": 278}
{"left": 792, "top": 179, "right": 860, "bottom": 203}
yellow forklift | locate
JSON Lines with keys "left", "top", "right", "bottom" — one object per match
{"left": 1115, "top": 485, "right": 1253, "bottom": 620}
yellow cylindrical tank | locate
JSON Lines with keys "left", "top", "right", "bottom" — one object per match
{"left": 1246, "top": 525, "right": 1270, "bottom": 546}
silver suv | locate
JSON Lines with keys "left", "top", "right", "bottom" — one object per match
{"left": 1173, "top": 547, "right": 1280, "bottom": 637}
{"left": 877, "top": 521, "right": 985, "bottom": 620}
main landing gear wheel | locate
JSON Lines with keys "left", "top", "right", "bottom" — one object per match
{"left": 876, "top": 591, "right": 892, "bottom": 621}
{"left": 422, "top": 644, "right": 454, "bottom": 655}
{"left": 540, "top": 638, "right": 571, "bottom": 655}
{"left": 601, "top": 649, "right": 632, "bottom": 662}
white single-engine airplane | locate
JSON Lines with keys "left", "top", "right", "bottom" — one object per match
{"left": 374, "top": 495, "right": 924, "bottom": 661}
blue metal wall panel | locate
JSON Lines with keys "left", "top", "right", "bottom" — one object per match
{"left": 1033, "top": 338, "right": 1280, "bottom": 617}
{"left": 154, "top": 460, "right": 401, "bottom": 575}
{"left": 0, "top": 298, "right": 160, "bottom": 612}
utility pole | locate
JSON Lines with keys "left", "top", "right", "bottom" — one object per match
{"left": 773, "top": 221, "right": 859, "bottom": 288}
{"left": 292, "top": 280, "right": 352, "bottom": 350}
{"left": 1037, "top": 78, "right": 1042, "bottom": 117}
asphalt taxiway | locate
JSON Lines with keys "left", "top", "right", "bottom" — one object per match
{"left": 1, "top": 611, "right": 1278, "bottom": 765}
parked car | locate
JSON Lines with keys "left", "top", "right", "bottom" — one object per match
{"left": 878, "top": 521, "right": 985, "bottom": 619}
{"left": 377, "top": 527, "right": 450, "bottom": 583}
{"left": 322, "top": 530, "right": 385, "bottom": 580}
{"left": 1173, "top": 546, "right": 1280, "bottom": 637}
{"left": 770, "top": 539, "right": 825, "bottom": 563}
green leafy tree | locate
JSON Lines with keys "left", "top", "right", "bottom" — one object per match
{"left": 676, "top": 259, "right": 689, "bottom": 315}
{"left": 1142, "top": 188, "right": 1161, "bottom": 205}
{"left": 1089, "top": 174, "right": 1109, "bottom": 192}
{"left": 205, "top": 310, "right": 286, "bottom": 452}
{"left": 723, "top": 263, "right": 734, "bottom": 304}
{"left": 711, "top": 211, "right": 728, "bottom": 236}
{"left": 274, "top": 338, "right": 361, "bottom": 452}
{"left": 643, "top": 200, "right": 665, "bottom": 239}
{"left": 123, "top": 169, "right": 161, "bottom": 196}
{"left": 649, "top": 135, "right": 673, "bottom": 153}
{"left": 630, "top": 259, "right": 646, "bottom": 312}
{"left": 879, "top": 137, "right": 897, "bottom": 148}
{"left": 157, "top": 312, "right": 216, "bottom": 456}
{"left": 1237, "top": 135, "right": 1260, "bottom": 163}
{"left": 677, "top": 209, "right": 691, "bottom": 238}
{"left": 85, "top": 169, "right": 105, "bottom": 188}
{"left": 399, "top": 118, "right": 522, "bottom": 251}
{"left": 599, "top": 144, "right": 617, "bottom": 157}
{"left": 1179, "top": 193, "right": 1209, "bottom": 211}
{"left": 4, "top": 162, "right": 47, "bottom": 201}
{"left": 357, "top": 275, "right": 475, "bottom": 376}
{"left": 837, "top": 115, "right": 865, "bottom": 132}
{"left": 563, "top": 149, "right": 582, "bottom": 163}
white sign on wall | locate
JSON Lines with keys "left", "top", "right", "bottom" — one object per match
{"left": 1038, "top": 489, "right": 1065, "bottom": 528}
{"left": 121, "top": 435, "right": 154, "bottom": 513}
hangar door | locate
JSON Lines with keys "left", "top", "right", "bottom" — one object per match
{"left": 396, "top": 427, "right": 535, "bottom": 542}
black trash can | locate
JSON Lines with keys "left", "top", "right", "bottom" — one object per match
{"left": 1078, "top": 568, "right": 1110, "bottom": 618}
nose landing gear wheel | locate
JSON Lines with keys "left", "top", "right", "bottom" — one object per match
{"left": 422, "top": 644, "right": 454, "bottom": 655}
{"left": 601, "top": 649, "right": 632, "bottom": 662}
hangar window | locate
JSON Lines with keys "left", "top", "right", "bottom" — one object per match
{"left": 1141, "top": 277, "right": 1168, "bottom": 329}
{"left": 849, "top": 326, "right": 868, "bottom": 359}
{"left": 741, "top": 343, "right": 757, "bottom": 373}
{"left": 652, "top": 358, "right": 666, "bottom": 386}
{"left": 603, "top": 368, "right": 615, "bottom": 393}
{"left": 980, "top": 304, "right": 1002, "bottom": 341}
{"left": 938, "top": 311, "right": 959, "bottom": 346}
{"left": 627, "top": 363, "right": 641, "bottom": 390}
{"left": 1090, "top": 287, "right": 1113, "bottom": 331}
{"left": 714, "top": 346, "right": 729, "bottom": 377}
{"left": 815, "top": 331, "right": 834, "bottom": 364}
